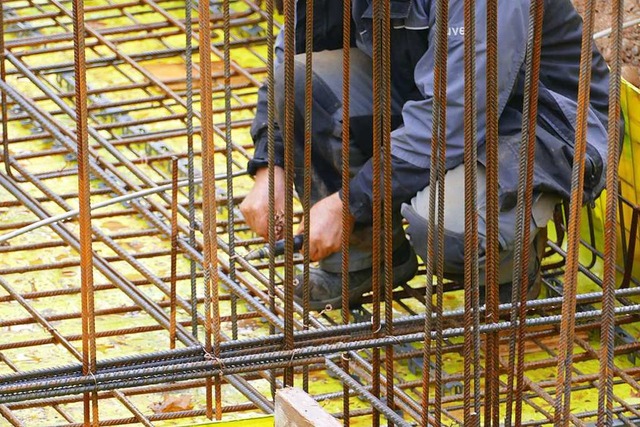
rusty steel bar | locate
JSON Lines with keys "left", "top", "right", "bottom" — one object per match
{"left": 380, "top": 0, "right": 396, "bottom": 423}
{"left": 223, "top": 0, "right": 241, "bottom": 344}
{"left": 462, "top": 0, "right": 480, "bottom": 423}
{"left": 70, "top": 0, "right": 99, "bottom": 423}
{"left": 197, "top": 0, "right": 223, "bottom": 419}
{"left": 183, "top": 0, "right": 199, "bottom": 340}
{"left": 598, "top": 0, "right": 625, "bottom": 424}
{"left": 483, "top": 0, "right": 500, "bottom": 424}
{"left": 170, "top": 157, "right": 179, "bottom": 349}
{"left": 554, "top": 0, "right": 597, "bottom": 423}
{"left": 371, "top": 0, "right": 383, "bottom": 424}
{"left": 506, "top": 2, "right": 545, "bottom": 425}
{"left": 340, "top": 0, "right": 352, "bottom": 422}
{"left": 423, "top": 0, "right": 450, "bottom": 424}
{"left": 0, "top": 0, "right": 638, "bottom": 425}
{"left": 265, "top": 0, "right": 279, "bottom": 400}
{"left": 0, "top": 0, "right": 11, "bottom": 180}
{"left": 302, "top": 0, "right": 314, "bottom": 395}
{"left": 6, "top": 302, "right": 640, "bottom": 401}
{"left": 282, "top": 0, "right": 296, "bottom": 388}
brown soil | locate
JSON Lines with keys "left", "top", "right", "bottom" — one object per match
{"left": 572, "top": 0, "right": 640, "bottom": 87}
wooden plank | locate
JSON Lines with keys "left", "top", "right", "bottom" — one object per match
{"left": 275, "top": 387, "right": 341, "bottom": 427}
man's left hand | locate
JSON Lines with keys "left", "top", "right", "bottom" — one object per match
{"left": 297, "top": 192, "right": 354, "bottom": 262}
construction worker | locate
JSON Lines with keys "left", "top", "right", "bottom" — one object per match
{"left": 240, "top": 0, "right": 614, "bottom": 310}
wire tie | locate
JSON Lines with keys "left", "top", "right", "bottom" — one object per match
{"left": 203, "top": 350, "right": 226, "bottom": 370}
{"left": 289, "top": 348, "right": 299, "bottom": 366}
{"left": 317, "top": 304, "right": 333, "bottom": 316}
{"left": 89, "top": 370, "right": 98, "bottom": 390}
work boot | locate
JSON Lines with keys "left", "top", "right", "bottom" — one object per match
{"left": 479, "top": 251, "right": 543, "bottom": 305}
{"left": 294, "top": 241, "right": 419, "bottom": 311}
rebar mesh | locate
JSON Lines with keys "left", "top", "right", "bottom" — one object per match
{"left": 0, "top": 1, "right": 639, "bottom": 426}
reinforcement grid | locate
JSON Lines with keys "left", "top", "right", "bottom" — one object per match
{"left": 0, "top": 0, "right": 638, "bottom": 426}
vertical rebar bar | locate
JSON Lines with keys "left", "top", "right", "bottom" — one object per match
{"left": 506, "top": 2, "right": 544, "bottom": 425}
{"left": 433, "top": 0, "right": 450, "bottom": 423}
{"left": 198, "top": 0, "right": 223, "bottom": 419}
{"left": 598, "top": 0, "right": 624, "bottom": 424}
{"left": 554, "top": 0, "right": 597, "bottom": 423}
{"left": 265, "top": 0, "right": 279, "bottom": 402}
{"left": 184, "top": 0, "right": 199, "bottom": 341}
{"left": 0, "top": 2, "right": 26, "bottom": 183}
{"left": 170, "top": 157, "right": 179, "bottom": 350}
{"left": 0, "top": 0, "right": 10, "bottom": 180}
{"left": 223, "top": 0, "right": 240, "bottom": 343}
{"left": 483, "top": 0, "right": 501, "bottom": 424}
{"left": 462, "top": 0, "right": 481, "bottom": 423}
{"left": 70, "top": 0, "right": 98, "bottom": 424}
{"left": 302, "top": 0, "right": 314, "bottom": 394}
{"left": 340, "top": 0, "right": 352, "bottom": 424}
{"left": 282, "top": 0, "right": 296, "bottom": 387}
{"left": 381, "top": 0, "right": 395, "bottom": 424}
{"left": 371, "top": 0, "right": 383, "bottom": 424}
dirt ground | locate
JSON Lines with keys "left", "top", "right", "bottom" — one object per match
{"left": 572, "top": 0, "right": 640, "bottom": 86}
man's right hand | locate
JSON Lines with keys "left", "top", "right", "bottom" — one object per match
{"left": 239, "top": 166, "right": 285, "bottom": 240}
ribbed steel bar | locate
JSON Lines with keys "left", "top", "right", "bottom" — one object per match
{"left": 70, "top": 0, "right": 99, "bottom": 423}
{"left": 184, "top": 0, "right": 199, "bottom": 340}
{"left": 6, "top": 160, "right": 199, "bottom": 345}
{"left": 423, "top": 0, "right": 450, "bottom": 423}
{"left": 326, "top": 358, "right": 410, "bottom": 427}
{"left": 371, "top": 0, "right": 383, "bottom": 424}
{"left": 483, "top": 0, "right": 500, "bottom": 423}
{"left": 282, "top": 0, "right": 296, "bottom": 387}
{"left": 0, "top": 82, "right": 198, "bottom": 344}
{"left": 223, "top": 0, "right": 240, "bottom": 345}
{"left": 554, "top": 0, "right": 597, "bottom": 423}
{"left": 598, "top": 0, "right": 624, "bottom": 424}
{"left": 197, "top": 0, "right": 223, "bottom": 419}
{"left": 111, "top": 390, "right": 154, "bottom": 427}
{"left": 170, "top": 157, "right": 179, "bottom": 349}
{"left": 5, "top": 302, "right": 640, "bottom": 401}
{"left": 0, "top": 0, "right": 13, "bottom": 181}
{"left": 462, "top": 0, "right": 480, "bottom": 423}
{"left": 302, "top": 0, "right": 314, "bottom": 394}
{"left": 506, "top": 2, "right": 545, "bottom": 425}
{"left": 143, "top": 0, "right": 262, "bottom": 88}
{"left": 5, "top": 282, "right": 640, "bottom": 374}
{"left": 0, "top": 404, "right": 23, "bottom": 427}
{"left": 340, "top": 0, "right": 352, "bottom": 422}
{"left": 265, "top": 0, "right": 279, "bottom": 400}
{"left": 0, "top": 1, "right": 637, "bottom": 424}
{"left": 380, "top": 0, "right": 395, "bottom": 423}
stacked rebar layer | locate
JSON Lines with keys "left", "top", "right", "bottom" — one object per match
{"left": 0, "top": 1, "right": 639, "bottom": 426}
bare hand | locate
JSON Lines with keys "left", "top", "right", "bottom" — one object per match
{"left": 297, "top": 192, "right": 354, "bottom": 262}
{"left": 239, "top": 166, "right": 285, "bottom": 240}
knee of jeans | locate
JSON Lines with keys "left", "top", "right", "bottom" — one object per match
{"left": 274, "top": 61, "right": 307, "bottom": 121}
{"left": 401, "top": 202, "right": 466, "bottom": 274}
{"left": 402, "top": 203, "right": 429, "bottom": 261}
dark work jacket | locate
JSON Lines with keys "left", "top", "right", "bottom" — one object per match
{"left": 249, "top": 0, "right": 615, "bottom": 224}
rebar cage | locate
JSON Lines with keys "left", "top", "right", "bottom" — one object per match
{"left": 0, "top": 0, "right": 639, "bottom": 426}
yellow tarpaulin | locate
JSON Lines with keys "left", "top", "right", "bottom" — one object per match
{"left": 588, "top": 78, "right": 640, "bottom": 282}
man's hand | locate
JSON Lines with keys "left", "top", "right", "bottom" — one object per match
{"left": 297, "top": 192, "right": 354, "bottom": 262}
{"left": 239, "top": 166, "right": 285, "bottom": 240}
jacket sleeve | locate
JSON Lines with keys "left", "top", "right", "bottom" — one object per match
{"left": 248, "top": 31, "right": 285, "bottom": 176}
{"left": 248, "top": 0, "right": 353, "bottom": 175}
{"left": 348, "top": 0, "right": 531, "bottom": 224}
